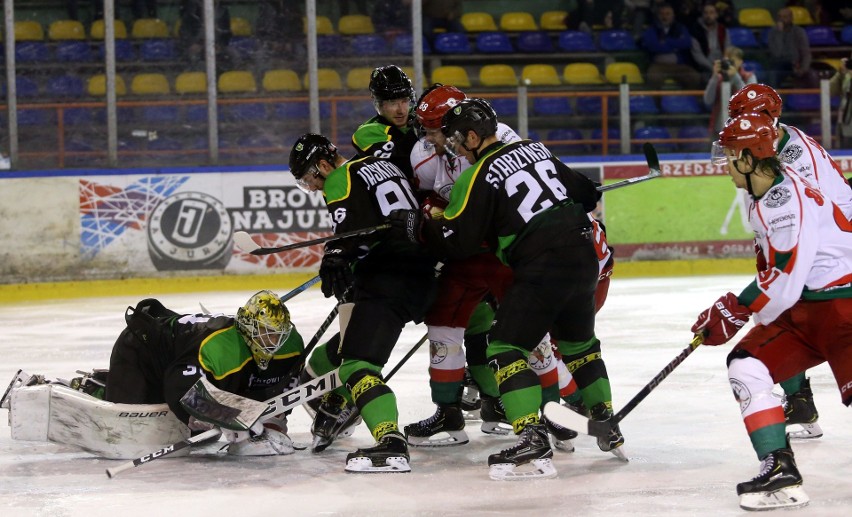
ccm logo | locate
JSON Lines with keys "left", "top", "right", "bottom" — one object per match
{"left": 118, "top": 411, "right": 169, "bottom": 418}
{"left": 842, "top": 381, "right": 852, "bottom": 397}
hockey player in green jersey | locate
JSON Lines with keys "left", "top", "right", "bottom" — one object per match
{"left": 388, "top": 98, "right": 622, "bottom": 479}
{"left": 351, "top": 65, "right": 420, "bottom": 181}
{"left": 289, "top": 133, "right": 438, "bottom": 473}
{"left": 104, "top": 290, "right": 304, "bottom": 456}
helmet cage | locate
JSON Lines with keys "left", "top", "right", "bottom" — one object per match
{"left": 236, "top": 290, "right": 293, "bottom": 370}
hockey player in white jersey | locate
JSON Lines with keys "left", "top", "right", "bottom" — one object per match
{"left": 694, "top": 112, "right": 852, "bottom": 511}
{"left": 726, "top": 83, "right": 852, "bottom": 439}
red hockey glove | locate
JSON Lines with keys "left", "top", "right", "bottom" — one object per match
{"left": 691, "top": 292, "right": 751, "bottom": 346}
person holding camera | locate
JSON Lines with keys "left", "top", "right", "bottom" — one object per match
{"left": 703, "top": 46, "right": 757, "bottom": 133}
{"left": 829, "top": 56, "right": 852, "bottom": 149}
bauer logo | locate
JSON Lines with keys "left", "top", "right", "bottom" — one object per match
{"left": 147, "top": 191, "right": 233, "bottom": 271}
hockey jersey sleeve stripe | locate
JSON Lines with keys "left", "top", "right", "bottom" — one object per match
{"left": 324, "top": 162, "right": 359, "bottom": 204}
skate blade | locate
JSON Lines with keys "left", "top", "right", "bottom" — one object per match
{"left": 552, "top": 438, "right": 575, "bottom": 453}
{"left": 345, "top": 456, "right": 411, "bottom": 473}
{"left": 786, "top": 422, "right": 823, "bottom": 440}
{"left": 488, "top": 458, "right": 557, "bottom": 481}
{"left": 739, "top": 485, "right": 809, "bottom": 511}
{"left": 406, "top": 430, "right": 469, "bottom": 448}
{"left": 463, "top": 409, "right": 482, "bottom": 421}
{"left": 311, "top": 435, "right": 333, "bottom": 453}
{"left": 481, "top": 421, "right": 511, "bottom": 435}
{"left": 607, "top": 445, "right": 629, "bottom": 462}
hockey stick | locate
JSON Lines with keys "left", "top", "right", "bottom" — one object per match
{"left": 280, "top": 275, "right": 321, "bottom": 303}
{"left": 597, "top": 143, "right": 661, "bottom": 193}
{"left": 233, "top": 225, "right": 391, "bottom": 256}
{"left": 544, "top": 334, "right": 704, "bottom": 438}
{"left": 105, "top": 427, "right": 221, "bottom": 478}
{"left": 384, "top": 333, "right": 429, "bottom": 381}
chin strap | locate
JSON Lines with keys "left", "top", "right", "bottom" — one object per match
{"left": 733, "top": 150, "right": 758, "bottom": 197}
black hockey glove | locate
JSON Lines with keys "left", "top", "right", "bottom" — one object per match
{"left": 387, "top": 209, "right": 424, "bottom": 244}
{"left": 319, "top": 248, "right": 353, "bottom": 301}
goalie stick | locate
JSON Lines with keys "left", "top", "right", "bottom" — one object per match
{"left": 597, "top": 142, "right": 661, "bottom": 193}
{"left": 233, "top": 225, "right": 391, "bottom": 256}
{"left": 105, "top": 428, "right": 221, "bottom": 478}
{"left": 544, "top": 334, "right": 703, "bottom": 438}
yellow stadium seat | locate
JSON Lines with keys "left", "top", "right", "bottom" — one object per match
{"left": 14, "top": 21, "right": 44, "bottom": 41}
{"left": 173, "top": 19, "right": 182, "bottom": 37}
{"left": 48, "top": 20, "right": 86, "bottom": 40}
{"left": 431, "top": 66, "right": 471, "bottom": 88}
{"left": 304, "top": 69, "right": 344, "bottom": 91}
{"left": 500, "top": 12, "right": 538, "bottom": 32}
{"left": 346, "top": 67, "right": 374, "bottom": 90}
{"left": 521, "top": 64, "right": 561, "bottom": 86}
{"left": 818, "top": 58, "right": 842, "bottom": 72}
{"left": 399, "top": 66, "right": 427, "bottom": 89}
{"left": 479, "top": 64, "right": 518, "bottom": 87}
{"left": 303, "top": 15, "right": 335, "bottom": 35}
{"left": 131, "top": 73, "right": 170, "bottom": 95}
{"left": 338, "top": 14, "right": 374, "bottom": 35}
{"left": 605, "top": 62, "right": 643, "bottom": 84}
{"left": 175, "top": 71, "right": 207, "bottom": 94}
{"left": 738, "top": 8, "right": 774, "bottom": 28}
{"left": 789, "top": 6, "right": 814, "bottom": 25}
{"left": 131, "top": 18, "right": 170, "bottom": 38}
{"left": 262, "top": 69, "right": 302, "bottom": 92}
{"left": 540, "top": 11, "right": 568, "bottom": 31}
{"left": 87, "top": 74, "right": 127, "bottom": 96}
{"left": 461, "top": 12, "right": 498, "bottom": 32}
{"left": 230, "top": 17, "right": 252, "bottom": 37}
{"left": 563, "top": 63, "right": 604, "bottom": 85}
{"left": 218, "top": 71, "right": 258, "bottom": 93}
{"left": 90, "top": 19, "right": 128, "bottom": 39}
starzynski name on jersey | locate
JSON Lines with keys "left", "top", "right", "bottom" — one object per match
{"left": 356, "top": 160, "right": 406, "bottom": 187}
{"left": 485, "top": 142, "right": 554, "bottom": 188}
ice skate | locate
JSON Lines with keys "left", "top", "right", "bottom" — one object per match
{"left": 311, "top": 392, "right": 362, "bottom": 453}
{"left": 783, "top": 378, "right": 823, "bottom": 440}
{"left": 460, "top": 368, "right": 482, "bottom": 420}
{"left": 542, "top": 415, "right": 577, "bottom": 453}
{"left": 737, "top": 447, "right": 809, "bottom": 511}
{"left": 479, "top": 395, "right": 511, "bottom": 435}
{"left": 487, "top": 423, "right": 557, "bottom": 480}
{"left": 404, "top": 403, "right": 469, "bottom": 447}
{"left": 345, "top": 431, "right": 411, "bottom": 473}
{"left": 589, "top": 402, "right": 627, "bottom": 461}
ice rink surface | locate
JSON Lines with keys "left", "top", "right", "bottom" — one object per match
{"left": 1, "top": 275, "right": 850, "bottom": 516}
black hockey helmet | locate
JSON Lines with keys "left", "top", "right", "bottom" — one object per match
{"left": 289, "top": 133, "right": 337, "bottom": 179}
{"left": 440, "top": 98, "right": 498, "bottom": 141}
{"left": 369, "top": 65, "right": 415, "bottom": 102}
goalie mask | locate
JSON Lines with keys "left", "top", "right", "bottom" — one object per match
{"left": 236, "top": 290, "right": 293, "bottom": 370}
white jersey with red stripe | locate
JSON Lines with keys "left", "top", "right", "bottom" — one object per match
{"left": 779, "top": 123, "right": 852, "bottom": 220}
{"left": 744, "top": 170, "right": 852, "bottom": 325}
{"left": 410, "top": 122, "right": 520, "bottom": 203}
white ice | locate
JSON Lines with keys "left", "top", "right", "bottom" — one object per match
{"left": 1, "top": 275, "right": 850, "bottom": 516}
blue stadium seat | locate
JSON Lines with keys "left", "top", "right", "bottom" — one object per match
{"left": 142, "top": 105, "right": 180, "bottom": 123}
{"left": 15, "top": 42, "right": 51, "bottom": 62}
{"left": 526, "top": 129, "right": 540, "bottom": 141}
{"left": 785, "top": 93, "right": 820, "bottom": 111}
{"left": 546, "top": 128, "right": 585, "bottom": 153}
{"left": 805, "top": 26, "right": 838, "bottom": 46}
{"left": 489, "top": 97, "right": 518, "bottom": 116}
{"left": 17, "top": 108, "right": 52, "bottom": 126}
{"left": 352, "top": 34, "right": 389, "bottom": 55}
{"left": 237, "top": 134, "right": 274, "bottom": 148}
{"left": 742, "top": 60, "right": 764, "bottom": 78}
{"left": 576, "top": 96, "right": 618, "bottom": 115}
{"left": 678, "top": 125, "right": 711, "bottom": 152}
{"left": 392, "top": 33, "right": 430, "bottom": 54}
{"left": 97, "top": 40, "right": 136, "bottom": 61}
{"left": 185, "top": 105, "right": 208, "bottom": 123}
{"left": 48, "top": 75, "right": 85, "bottom": 98}
{"left": 557, "top": 30, "right": 596, "bottom": 52}
{"left": 320, "top": 101, "right": 354, "bottom": 119}
{"left": 229, "top": 37, "right": 260, "bottom": 60}
{"left": 476, "top": 31, "right": 514, "bottom": 53}
{"left": 434, "top": 32, "right": 472, "bottom": 54}
{"left": 55, "top": 41, "right": 93, "bottom": 62}
{"left": 270, "top": 101, "right": 310, "bottom": 119}
{"left": 842, "top": 25, "right": 852, "bottom": 45}
{"left": 63, "top": 107, "right": 94, "bottom": 125}
{"left": 630, "top": 95, "right": 659, "bottom": 115}
{"left": 139, "top": 39, "right": 177, "bottom": 61}
{"left": 598, "top": 29, "right": 636, "bottom": 51}
{"left": 532, "top": 97, "right": 572, "bottom": 116}
{"left": 516, "top": 31, "right": 554, "bottom": 52}
{"left": 591, "top": 127, "right": 620, "bottom": 153}
{"left": 221, "top": 103, "right": 267, "bottom": 122}
{"left": 148, "top": 136, "right": 184, "bottom": 151}
{"left": 634, "top": 126, "right": 675, "bottom": 152}
{"left": 728, "top": 27, "right": 759, "bottom": 48}
{"left": 12, "top": 76, "right": 40, "bottom": 98}
{"left": 661, "top": 95, "right": 702, "bottom": 114}
{"left": 317, "top": 35, "right": 347, "bottom": 56}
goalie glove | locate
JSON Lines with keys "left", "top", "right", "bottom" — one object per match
{"left": 691, "top": 292, "right": 751, "bottom": 346}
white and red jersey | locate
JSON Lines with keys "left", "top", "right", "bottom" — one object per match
{"left": 743, "top": 170, "right": 852, "bottom": 325}
{"left": 410, "top": 122, "right": 520, "bottom": 203}
{"left": 779, "top": 123, "right": 852, "bottom": 220}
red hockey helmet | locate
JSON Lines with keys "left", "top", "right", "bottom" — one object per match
{"left": 719, "top": 112, "right": 779, "bottom": 160}
{"left": 416, "top": 84, "right": 467, "bottom": 129}
{"left": 728, "top": 83, "right": 783, "bottom": 120}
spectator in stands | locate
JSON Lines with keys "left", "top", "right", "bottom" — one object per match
{"left": 178, "top": 0, "right": 233, "bottom": 68}
{"left": 625, "top": 0, "right": 655, "bottom": 40}
{"left": 132, "top": 0, "right": 158, "bottom": 19}
{"left": 422, "top": 0, "right": 465, "bottom": 40}
{"left": 690, "top": 1, "right": 731, "bottom": 82}
{"left": 814, "top": 2, "right": 852, "bottom": 26}
{"left": 829, "top": 56, "right": 852, "bottom": 149}
{"left": 703, "top": 45, "right": 757, "bottom": 133}
{"left": 339, "top": 0, "right": 370, "bottom": 16}
{"left": 715, "top": 0, "right": 737, "bottom": 28}
{"left": 256, "top": 1, "right": 306, "bottom": 66}
{"left": 766, "top": 7, "right": 815, "bottom": 88}
{"left": 373, "top": 0, "right": 412, "bottom": 35}
{"left": 641, "top": 3, "right": 702, "bottom": 90}
{"left": 566, "top": 0, "right": 625, "bottom": 33}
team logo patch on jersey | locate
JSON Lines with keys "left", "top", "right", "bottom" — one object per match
{"left": 332, "top": 207, "right": 347, "bottom": 224}
{"left": 429, "top": 341, "right": 448, "bottom": 364}
{"left": 730, "top": 377, "right": 751, "bottom": 412}
{"left": 780, "top": 145, "right": 803, "bottom": 164}
{"left": 763, "top": 186, "right": 792, "bottom": 208}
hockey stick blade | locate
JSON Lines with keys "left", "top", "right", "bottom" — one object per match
{"left": 233, "top": 225, "right": 391, "bottom": 256}
{"left": 544, "top": 402, "right": 610, "bottom": 438}
{"left": 105, "top": 427, "right": 221, "bottom": 478}
{"left": 597, "top": 143, "right": 662, "bottom": 193}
